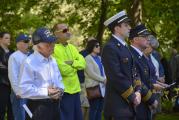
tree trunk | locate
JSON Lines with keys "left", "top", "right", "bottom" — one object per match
{"left": 129, "top": 0, "right": 143, "bottom": 26}
{"left": 96, "top": 0, "right": 108, "bottom": 45}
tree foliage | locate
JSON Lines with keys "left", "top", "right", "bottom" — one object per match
{"left": 0, "top": 0, "right": 179, "bottom": 56}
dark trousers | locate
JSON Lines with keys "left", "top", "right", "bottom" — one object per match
{"left": 104, "top": 116, "right": 135, "bottom": 120}
{"left": 105, "top": 117, "right": 137, "bottom": 120}
{"left": 89, "top": 98, "right": 104, "bottom": 120}
{"left": 0, "top": 84, "right": 14, "bottom": 120}
{"left": 59, "top": 92, "right": 83, "bottom": 120}
{"left": 136, "top": 102, "right": 152, "bottom": 120}
{"left": 26, "top": 99, "right": 60, "bottom": 120}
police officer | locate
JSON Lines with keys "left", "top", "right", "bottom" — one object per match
{"left": 18, "top": 27, "right": 64, "bottom": 120}
{"left": 102, "top": 10, "right": 141, "bottom": 120}
{"left": 129, "top": 24, "right": 158, "bottom": 120}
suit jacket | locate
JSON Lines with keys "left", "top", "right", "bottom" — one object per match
{"left": 84, "top": 54, "right": 105, "bottom": 88}
{"left": 129, "top": 46, "right": 156, "bottom": 104}
{"left": 101, "top": 36, "right": 136, "bottom": 117}
{"left": 0, "top": 46, "right": 13, "bottom": 86}
{"left": 129, "top": 46, "right": 156, "bottom": 120}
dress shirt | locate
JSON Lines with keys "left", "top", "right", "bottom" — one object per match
{"left": 150, "top": 54, "right": 159, "bottom": 79}
{"left": 112, "top": 34, "right": 127, "bottom": 46}
{"left": 8, "top": 50, "right": 28, "bottom": 95}
{"left": 131, "top": 45, "right": 143, "bottom": 57}
{"left": 19, "top": 51, "right": 64, "bottom": 99}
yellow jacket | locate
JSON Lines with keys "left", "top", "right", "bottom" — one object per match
{"left": 53, "top": 43, "right": 86, "bottom": 94}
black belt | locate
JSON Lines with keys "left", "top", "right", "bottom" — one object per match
{"left": 28, "top": 98, "right": 59, "bottom": 103}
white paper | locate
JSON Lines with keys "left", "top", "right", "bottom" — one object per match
{"left": 23, "top": 104, "right": 33, "bottom": 118}
{"left": 169, "top": 82, "right": 176, "bottom": 87}
{"left": 165, "top": 82, "right": 176, "bottom": 89}
{"left": 99, "top": 83, "right": 105, "bottom": 97}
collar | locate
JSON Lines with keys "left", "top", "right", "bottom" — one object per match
{"left": 112, "top": 34, "right": 126, "bottom": 46}
{"left": 34, "top": 51, "right": 52, "bottom": 62}
{"left": 131, "top": 45, "right": 143, "bottom": 57}
{"left": 17, "top": 50, "right": 29, "bottom": 56}
{"left": 0, "top": 44, "right": 9, "bottom": 53}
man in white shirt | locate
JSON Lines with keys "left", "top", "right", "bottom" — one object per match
{"left": 18, "top": 27, "right": 64, "bottom": 120}
{"left": 8, "top": 33, "right": 30, "bottom": 120}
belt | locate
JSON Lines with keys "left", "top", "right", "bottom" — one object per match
{"left": 28, "top": 98, "right": 59, "bottom": 103}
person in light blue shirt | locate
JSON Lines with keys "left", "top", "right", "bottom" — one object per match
{"left": 8, "top": 33, "right": 30, "bottom": 120}
{"left": 18, "top": 27, "right": 64, "bottom": 120}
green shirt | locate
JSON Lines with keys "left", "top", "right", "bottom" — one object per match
{"left": 53, "top": 43, "right": 86, "bottom": 94}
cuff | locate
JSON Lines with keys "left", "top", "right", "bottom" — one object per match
{"left": 121, "top": 86, "right": 135, "bottom": 103}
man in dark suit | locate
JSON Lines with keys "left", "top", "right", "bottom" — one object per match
{"left": 129, "top": 24, "right": 158, "bottom": 120}
{"left": 102, "top": 10, "right": 141, "bottom": 120}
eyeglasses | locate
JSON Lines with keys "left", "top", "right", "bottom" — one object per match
{"left": 55, "top": 28, "right": 69, "bottom": 33}
{"left": 95, "top": 44, "right": 100, "bottom": 48}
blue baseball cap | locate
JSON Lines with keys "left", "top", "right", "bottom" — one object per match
{"left": 129, "top": 24, "right": 151, "bottom": 40}
{"left": 32, "top": 27, "right": 56, "bottom": 45}
{"left": 16, "top": 34, "right": 30, "bottom": 43}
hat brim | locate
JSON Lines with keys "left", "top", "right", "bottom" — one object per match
{"left": 43, "top": 37, "right": 57, "bottom": 43}
{"left": 16, "top": 38, "right": 30, "bottom": 43}
{"left": 118, "top": 18, "right": 131, "bottom": 24}
{"left": 138, "top": 31, "right": 151, "bottom": 37}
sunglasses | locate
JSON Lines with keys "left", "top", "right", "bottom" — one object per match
{"left": 95, "top": 44, "right": 100, "bottom": 48}
{"left": 23, "top": 40, "right": 29, "bottom": 43}
{"left": 56, "top": 28, "right": 69, "bottom": 33}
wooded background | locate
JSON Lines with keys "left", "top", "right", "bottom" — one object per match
{"left": 0, "top": 0, "right": 179, "bottom": 58}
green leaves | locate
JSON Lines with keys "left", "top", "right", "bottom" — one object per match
{"left": 0, "top": 0, "right": 179, "bottom": 56}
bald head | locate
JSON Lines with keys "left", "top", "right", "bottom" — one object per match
{"left": 53, "top": 23, "right": 67, "bottom": 32}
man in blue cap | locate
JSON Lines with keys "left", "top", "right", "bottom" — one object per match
{"left": 102, "top": 10, "right": 142, "bottom": 120}
{"left": 129, "top": 24, "right": 158, "bottom": 120}
{"left": 18, "top": 27, "right": 64, "bottom": 120}
{"left": 8, "top": 33, "right": 30, "bottom": 120}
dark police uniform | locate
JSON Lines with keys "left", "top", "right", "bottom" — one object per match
{"left": 102, "top": 11, "right": 141, "bottom": 120}
{"left": 129, "top": 24, "right": 157, "bottom": 120}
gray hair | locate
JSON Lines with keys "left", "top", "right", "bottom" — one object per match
{"left": 148, "top": 35, "right": 159, "bottom": 49}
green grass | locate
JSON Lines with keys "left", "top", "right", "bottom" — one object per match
{"left": 155, "top": 113, "right": 179, "bottom": 120}
{"left": 101, "top": 113, "right": 179, "bottom": 120}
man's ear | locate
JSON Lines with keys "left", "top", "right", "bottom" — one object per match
{"left": 114, "top": 26, "right": 118, "bottom": 32}
{"left": 133, "top": 37, "right": 138, "bottom": 43}
{"left": 37, "top": 43, "right": 42, "bottom": 50}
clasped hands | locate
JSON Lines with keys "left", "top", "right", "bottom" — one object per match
{"left": 48, "top": 86, "right": 64, "bottom": 100}
{"left": 133, "top": 91, "right": 158, "bottom": 109}
{"left": 133, "top": 91, "right": 141, "bottom": 106}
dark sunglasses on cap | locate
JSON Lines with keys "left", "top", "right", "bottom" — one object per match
{"left": 95, "top": 44, "right": 100, "bottom": 48}
{"left": 56, "top": 28, "right": 69, "bottom": 33}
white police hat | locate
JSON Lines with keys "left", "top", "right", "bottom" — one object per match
{"left": 104, "top": 10, "right": 130, "bottom": 27}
